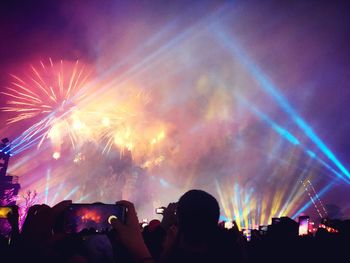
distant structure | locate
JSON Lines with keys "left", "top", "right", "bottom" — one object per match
{"left": 0, "top": 138, "right": 20, "bottom": 205}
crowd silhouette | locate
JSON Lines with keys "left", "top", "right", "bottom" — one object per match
{"left": 0, "top": 189, "right": 349, "bottom": 263}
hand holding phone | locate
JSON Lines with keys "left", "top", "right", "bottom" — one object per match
{"left": 109, "top": 200, "right": 153, "bottom": 260}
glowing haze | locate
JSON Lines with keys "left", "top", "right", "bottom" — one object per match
{"left": 0, "top": 0, "right": 349, "bottom": 227}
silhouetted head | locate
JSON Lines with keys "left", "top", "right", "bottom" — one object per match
{"left": 148, "top": 219, "right": 161, "bottom": 232}
{"left": 177, "top": 189, "right": 220, "bottom": 242}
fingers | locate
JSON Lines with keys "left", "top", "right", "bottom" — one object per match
{"left": 116, "top": 200, "right": 139, "bottom": 226}
{"left": 52, "top": 200, "right": 72, "bottom": 217}
{"left": 115, "top": 200, "right": 134, "bottom": 211}
{"left": 166, "top": 202, "right": 177, "bottom": 213}
{"left": 167, "top": 202, "right": 177, "bottom": 209}
{"left": 27, "top": 204, "right": 42, "bottom": 215}
{"left": 110, "top": 215, "right": 129, "bottom": 244}
{"left": 25, "top": 204, "right": 51, "bottom": 220}
{"left": 22, "top": 204, "right": 54, "bottom": 236}
{"left": 167, "top": 225, "right": 178, "bottom": 241}
{"left": 110, "top": 216, "right": 123, "bottom": 231}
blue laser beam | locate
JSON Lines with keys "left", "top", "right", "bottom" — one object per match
{"left": 236, "top": 92, "right": 349, "bottom": 184}
{"left": 238, "top": 95, "right": 300, "bottom": 145}
{"left": 213, "top": 25, "right": 350, "bottom": 181}
{"left": 44, "top": 168, "right": 51, "bottom": 204}
{"left": 63, "top": 186, "right": 79, "bottom": 200}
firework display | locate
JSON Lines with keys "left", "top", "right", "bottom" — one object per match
{"left": 1, "top": 1, "right": 349, "bottom": 224}
{"left": 1, "top": 59, "right": 90, "bottom": 152}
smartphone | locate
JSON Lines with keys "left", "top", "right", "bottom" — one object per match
{"left": 155, "top": 207, "right": 165, "bottom": 214}
{"left": 0, "top": 206, "right": 12, "bottom": 219}
{"left": 298, "top": 216, "right": 310, "bottom": 236}
{"left": 224, "top": 221, "right": 234, "bottom": 229}
{"left": 242, "top": 229, "right": 251, "bottom": 241}
{"left": 63, "top": 203, "right": 126, "bottom": 234}
{"left": 258, "top": 225, "right": 268, "bottom": 235}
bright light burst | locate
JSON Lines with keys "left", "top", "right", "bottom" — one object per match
{"left": 80, "top": 87, "right": 168, "bottom": 167}
{"left": 1, "top": 59, "right": 91, "bottom": 149}
{"left": 2, "top": 3, "right": 348, "bottom": 222}
{"left": 2, "top": 60, "right": 168, "bottom": 167}
{"left": 216, "top": 177, "right": 310, "bottom": 230}
{"left": 215, "top": 144, "right": 318, "bottom": 230}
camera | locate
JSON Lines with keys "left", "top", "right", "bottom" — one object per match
{"left": 155, "top": 207, "right": 165, "bottom": 214}
{"left": 224, "top": 221, "right": 234, "bottom": 229}
{"left": 242, "top": 229, "right": 252, "bottom": 241}
{"left": 141, "top": 218, "right": 148, "bottom": 228}
{"left": 63, "top": 203, "right": 126, "bottom": 234}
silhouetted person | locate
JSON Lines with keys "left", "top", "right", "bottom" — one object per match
{"left": 161, "top": 189, "right": 244, "bottom": 263}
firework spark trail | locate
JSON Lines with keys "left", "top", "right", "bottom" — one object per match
{"left": 1, "top": 59, "right": 91, "bottom": 153}
{"left": 2, "top": 57, "right": 168, "bottom": 166}
{"left": 3, "top": 2, "right": 347, "bottom": 222}
{"left": 86, "top": 88, "right": 168, "bottom": 167}
{"left": 306, "top": 180, "right": 328, "bottom": 217}
{"left": 278, "top": 160, "right": 312, "bottom": 217}
{"left": 301, "top": 180, "right": 324, "bottom": 218}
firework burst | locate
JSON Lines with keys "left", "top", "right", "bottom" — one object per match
{"left": 86, "top": 87, "right": 168, "bottom": 167}
{"left": 1, "top": 59, "right": 91, "bottom": 150}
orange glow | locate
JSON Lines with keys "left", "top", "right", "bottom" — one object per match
{"left": 79, "top": 209, "right": 102, "bottom": 223}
